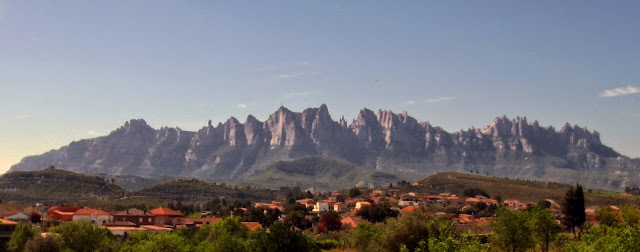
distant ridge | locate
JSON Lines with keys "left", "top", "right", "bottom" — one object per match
{"left": 9, "top": 105, "right": 640, "bottom": 191}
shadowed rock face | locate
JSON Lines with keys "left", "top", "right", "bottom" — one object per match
{"left": 9, "top": 105, "right": 638, "bottom": 189}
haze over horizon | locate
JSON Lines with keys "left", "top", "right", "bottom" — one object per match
{"left": 2, "top": 1, "right": 639, "bottom": 173}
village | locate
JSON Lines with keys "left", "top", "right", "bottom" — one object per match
{"left": 0, "top": 184, "right": 622, "bottom": 242}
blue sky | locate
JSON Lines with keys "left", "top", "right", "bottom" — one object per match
{"left": 1, "top": 1, "right": 639, "bottom": 173}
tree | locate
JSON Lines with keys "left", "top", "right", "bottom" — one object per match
{"left": 284, "top": 203, "right": 311, "bottom": 229}
{"left": 351, "top": 222, "right": 382, "bottom": 249}
{"left": 348, "top": 187, "right": 362, "bottom": 198}
{"left": 620, "top": 205, "right": 640, "bottom": 227}
{"left": 490, "top": 208, "right": 534, "bottom": 252}
{"left": 23, "top": 235, "right": 63, "bottom": 252}
{"left": 462, "top": 188, "right": 490, "bottom": 198}
{"left": 8, "top": 222, "right": 39, "bottom": 252}
{"left": 247, "top": 222, "right": 318, "bottom": 252}
{"left": 529, "top": 206, "right": 561, "bottom": 252}
{"left": 356, "top": 203, "right": 398, "bottom": 223}
{"left": 595, "top": 207, "right": 618, "bottom": 228}
{"left": 121, "top": 232, "right": 192, "bottom": 252}
{"left": 29, "top": 212, "right": 42, "bottom": 225}
{"left": 317, "top": 213, "right": 341, "bottom": 233}
{"left": 561, "top": 185, "right": 586, "bottom": 239}
{"left": 379, "top": 209, "right": 433, "bottom": 252}
{"left": 51, "top": 220, "right": 120, "bottom": 252}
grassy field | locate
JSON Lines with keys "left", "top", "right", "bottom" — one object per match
{"left": 416, "top": 172, "right": 640, "bottom": 207}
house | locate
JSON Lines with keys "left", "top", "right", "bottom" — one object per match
{"left": 355, "top": 201, "right": 371, "bottom": 210}
{"left": 140, "top": 225, "right": 172, "bottom": 233}
{"left": 341, "top": 216, "right": 364, "bottom": 228}
{"left": 401, "top": 206, "right": 417, "bottom": 213}
{"left": 5, "top": 212, "right": 30, "bottom": 222}
{"left": 47, "top": 206, "right": 79, "bottom": 222}
{"left": 504, "top": 200, "right": 528, "bottom": 211}
{"left": 72, "top": 207, "right": 112, "bottom": 225}
{"left": 149, "top": 207, "right": 183, "bottom": 227}
{"left": 107, "top": 226, "right": 144, "bottom": 237}
{"left": 0, "top": 219, "right": 18, "bottom": 241}
{"left": 192, "top": 216, "right": 222, "bottom": 227}
{"left": 333, "top": 202, "right": 348, "bottom": 213}
{"left": 242, "top": 222, "right": 262, "bottom": 230}
{"left": 328, "top": 192, "right": 344, "bottom": 202}
{"left": 296, "top": 199, "right": 316, "bottom": 209}
{"left": 313, "top": 201, "right": 330, "bottom": 212}
{"left": 112, "top": 208, "right": 155, "bottom": 227}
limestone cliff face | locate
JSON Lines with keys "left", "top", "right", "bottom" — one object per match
{"left": 9, "top": 105, "right": 637, "bottom": 186}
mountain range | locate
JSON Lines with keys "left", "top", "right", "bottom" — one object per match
{"left": 9, "top": 105, "right": 640, "bottom": 191}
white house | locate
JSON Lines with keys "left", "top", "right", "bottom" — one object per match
{"left": 72, "top": 207, "right": 112, "bottom": 224}
{"left": 313, "top": 201, "right": 330, "bottom": 212}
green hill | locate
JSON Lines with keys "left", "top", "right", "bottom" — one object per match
{"left": 0, "top": 167, "right": 125, "bottom": 204}
{"left": 416, "top": 172, "right": 640, "bottom": 207}
{"left": 133, "top": 178, "right": 275, "bottom": 202}
{"left": 238, "top": 157, "right": 398, "bottom": 191}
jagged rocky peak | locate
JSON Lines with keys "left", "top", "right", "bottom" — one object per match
{"left": 223, "top": 117, "right": 247, "bottom": 146}
{"left": 350, "top": 108, "right": 383, "bottom": 142}
{"left": 338, "top": 116, "right": 348, "bottom": 128}
{"left": 264, "top": 106, "right": 306, "bottom": 146}
{"left": 244, "top": 114, "right": 265, "bottom": 146}
{"left": 115, "top": 119, "right": 154, "bottom": 135}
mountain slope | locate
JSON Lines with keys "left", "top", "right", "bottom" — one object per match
{"left": 9, "top": 105, "right": 640, "bottom": 191}
{"left": 416, "top": 172, "right": 640, "bottom": 207}
{"left": 0, "top": 167, "right": 125, "bottom": 203}
{"left": 238, "top": 157, "right": 398, "bottom": 191}
{"left": 133, "top": 178, "right": 275, "bottom": 202}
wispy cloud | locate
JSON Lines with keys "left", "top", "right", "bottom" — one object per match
{"left": 11, "top": 115, "right": 31, "bottom": 120}
{"left": 404, "top": 100, "right": 416, "bottom": 105}
{"left": 600, "top": 85, "right": 639, "bottom": 97}
{"left": 237, "top": 104, "right": 248, "bottom": 108}
{"left": 31, "top": 37, "right": 41, "bottom": 41}
{"left": 424, "top": 97, "right": 455, "bottom": 103}
{"left": 88, "top": 130, "right": 99, "bottom": 136}
{"left": 277, "top": 72, "right": 306, "bottom": 79}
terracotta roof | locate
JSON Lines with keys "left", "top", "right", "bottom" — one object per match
{"left": 401, "top": 206, "right": 416, "bottom": 213}
{"left": 242, "top": 222, "right": 262, "bottom": 230}
{"left": 149, "top": 207, "right": 183, "bottom": 216}
{"left": 52, "top": 210, "right": 75, "bottom": 216}
{"left": 75, "top": 207, "right": 109, "bottom": 216}
{"left": 357, "top": 201, "right": 371, "bottom": 205}
{"left": 0, "top": 218, "right": 18, "bottom": 225}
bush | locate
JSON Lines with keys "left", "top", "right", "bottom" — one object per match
{"left": 316, "top": 239, "right": 339, "bottom": 250}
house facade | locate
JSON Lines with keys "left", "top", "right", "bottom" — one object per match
{"left": 112, "top": 208, "right": 155, "bottom": 226}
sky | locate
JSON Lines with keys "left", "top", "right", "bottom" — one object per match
{"left": 1, "top": 1, "right": 639, "bottom": 173}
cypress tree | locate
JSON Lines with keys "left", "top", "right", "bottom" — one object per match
{"left": 561, "top": 184, "right": 586, "bottom": 239}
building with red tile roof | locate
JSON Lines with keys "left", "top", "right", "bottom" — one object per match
{"left": 341, "top": 216, "right": 365, "bottom": 228}
{"left": 72, "top": 207, "right": 112, "bottom": 224}
{"left": 401, "top": 206, "right": 417, "bottom": 213}
{"left": 47, "top": 206, "right": 80, "bottom": 222}
{"left": 242, "top": 222, "right": 262, "bottom": 230}
{"left": 112, "top": 208, "right": 155, "bottom": 227}
{"left": 149, "top": 207, "right": 183, "bottom": 227}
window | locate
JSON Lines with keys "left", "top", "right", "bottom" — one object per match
{"left": 139, "top": 217, "right": 143, "bottom": 222}
{"left": 148, "top": 217, "right": 152, "bottom": 222}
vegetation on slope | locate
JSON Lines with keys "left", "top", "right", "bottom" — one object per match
{"left": 416, "top": 172, "right": 640, "bottom": 206}
{"left": 238, "top": 157, "right": 398, "bottom": 191}
{"left": 133, "top": 178, "right": 275, "bottom": 202}
{"left": 0, "top": 167, "right": 125, "bottom": 203}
